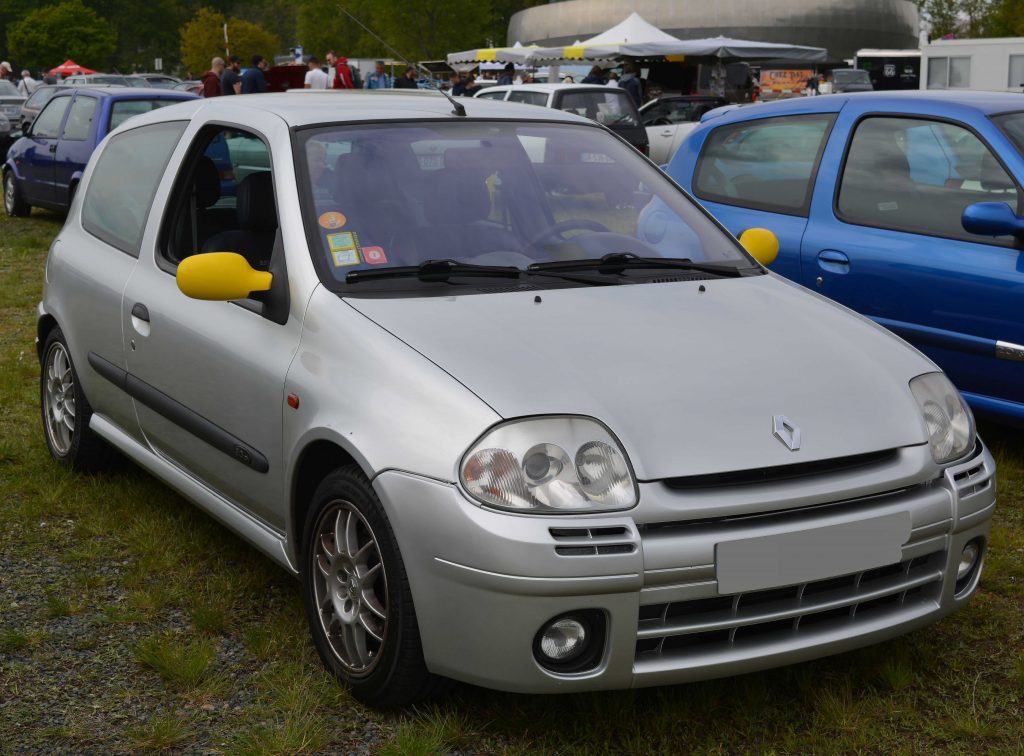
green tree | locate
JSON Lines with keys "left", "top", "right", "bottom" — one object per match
{"left": 6, "top": 0, "right": 116, "bottom": 72}
{"left": 295, "top": 0, "right": 380, "bottom": 61}
{"left": 179, "top": 7, "right": 279, "bottom": 75}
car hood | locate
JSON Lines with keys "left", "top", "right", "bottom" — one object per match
{"left": 344, "top": 275, "right": 935, "bottom": 480}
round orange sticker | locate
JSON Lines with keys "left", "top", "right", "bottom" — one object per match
{"left": 318, "top": 211, "right": 347, "bottom": 229}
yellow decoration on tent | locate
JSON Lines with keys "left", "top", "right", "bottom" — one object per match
{"left": 476, "top": 49, "right": 498, "bottom": 62}
{"left": 666, "top": 54, "right": 686, "bottom": 62}
{"left": 562, "top": 45, "right": 586, "bottom": 59}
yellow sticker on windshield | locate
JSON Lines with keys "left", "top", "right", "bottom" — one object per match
{"left": 328, "top": 231, "right": 360, "bottom": 267}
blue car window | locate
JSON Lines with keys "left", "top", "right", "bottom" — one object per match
{"left": 693, "top": 114, "right": 835, "bottom": 216}
{"left": 837, "top": 116, "right": 1018, "bottom": 244}
{"left": 61, "top": 96, "right": 97, "bottom": 141}
{"left": 30, "top": 97, "right": 71, "bottom": 139}
{"left": 82, "top": 121, "right": 187, "bottom": 257}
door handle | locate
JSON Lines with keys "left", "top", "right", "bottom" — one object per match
{"left": 131, "top": 302, "right": 150, "bottom": 322}
{"left": 660, "top": 128, "right": 674, "bottom": 136}
{"left": 48, "top": 143, "right": 57, "bottom": 153}
{"left": 817, "top": 249, "right": 850, "bottom": 274}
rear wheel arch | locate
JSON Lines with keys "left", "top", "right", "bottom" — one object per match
{"left": 37, "top": 314, "right": 58, "bottom": 362}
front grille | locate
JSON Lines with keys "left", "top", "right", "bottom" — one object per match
{"left": 635, "top": 550, "right": 945, "bottom": 660}
{"left": 953, "top": 458, "right": 991, "bottom": 498}
{"left": 549, "top": 525, "right": 635, "bottom": 557}
{"left": 662, "top": 449, "right": 898, "bottom": 491}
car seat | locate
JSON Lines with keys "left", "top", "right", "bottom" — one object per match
{"left": 202, "top": 171, "right": 277, "bottom": 268}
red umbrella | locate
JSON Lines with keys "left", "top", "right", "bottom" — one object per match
{"left": 49, "top": 59, "right": 96, "bottom": 76}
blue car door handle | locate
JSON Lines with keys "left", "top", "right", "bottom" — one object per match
{"left": 817, "top": 249, "right": 850, "bottom": 274}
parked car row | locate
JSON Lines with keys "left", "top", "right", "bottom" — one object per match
{"left": 33, "top": 90, "right": 994, "bottom": 708}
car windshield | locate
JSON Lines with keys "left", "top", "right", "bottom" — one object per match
{"left": 0, "top": 81, "right": 20, "bottom": 96}
{"left": 833, "top": 70, "right": 871, "bottom": 85}
{"left": 297, "top": 121, "right": 748, "bottom": 292}
{"left": 557, "top": 91, "right": 639, "bottom": 126}
{"left": 108, "top": 98, "right": 182, "bottom": 132}
{"left": 25, "top": 87, "right": 57, "bottom": 108}
{"left": 992, "top": 111, "right": 1024, "bottom": 156}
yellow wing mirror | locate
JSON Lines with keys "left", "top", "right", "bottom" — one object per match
{"left": 738, "top": 228, "right": 780, "bottom": 267}
{"left": 176, "top": 252, "right": 273, "bottom": 301}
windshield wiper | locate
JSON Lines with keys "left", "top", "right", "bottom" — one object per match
{"left": 346, "top": 258, "right": 623, "bottom": 286}
{"left": 528, "top": 252, "right": 749, "bottom": 278}
{"left": 346, "top": 259, "right": 521, "bottom": 284}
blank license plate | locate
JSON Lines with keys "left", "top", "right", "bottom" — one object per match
{"left": 715, "top": 512, "right": 911, "bottom": 595}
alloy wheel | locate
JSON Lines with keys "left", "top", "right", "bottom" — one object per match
{"left": 42, "top": 342, "right": 76, "bottom": 456}
{"left": 312, "top": 499, "right": 389, "bottom": 675}
{"left": 4, "top": 173, "right": 14, "bottom": 215}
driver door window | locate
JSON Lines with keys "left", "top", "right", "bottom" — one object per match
{"left": 162, "top": 127, "right": 277, "bottom": 272}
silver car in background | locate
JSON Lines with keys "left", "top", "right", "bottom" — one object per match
{"left": 38, "top": 91, "right": 995, "bottom": 707}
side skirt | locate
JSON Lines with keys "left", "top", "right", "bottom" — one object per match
{"left": 89, "top": 412, "right": 298, "bottom": 575}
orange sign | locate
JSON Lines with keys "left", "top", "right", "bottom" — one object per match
{"left": 759, "top": 69, "right": 814, "bottom": 92}
{"left": 318, "top": 211, "right": 347, "bottom": 230}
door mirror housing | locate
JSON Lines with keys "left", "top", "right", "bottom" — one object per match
{"left": 961, "top": 201, "right": 1024, "bottom": 238}
{"left": 739, "top": 227, "right": 779, "bottom": 266}
{"left": 176, "top": 252, "right": 273, "bottom": 301}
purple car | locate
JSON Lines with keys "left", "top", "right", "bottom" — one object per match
{"left": 4, "top": 86, "right": 197, "bottom": 216}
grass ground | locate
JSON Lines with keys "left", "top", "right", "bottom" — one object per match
{"left": 1, "top": 210, "right": 1022, "bottom": 754}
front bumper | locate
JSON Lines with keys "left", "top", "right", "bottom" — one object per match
{"left": 372, "top": 442, "right": 995, "bottom": 694}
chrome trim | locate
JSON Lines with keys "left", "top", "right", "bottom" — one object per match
{"left": 995, "top": 340, "right": 1024, "bottom": 362}
{"left": 772, "top": 414, "right": 801, "bottom": 451}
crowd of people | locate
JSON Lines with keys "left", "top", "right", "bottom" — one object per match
{"left": 0, "top": 60, "right": 56, "bottom": 94}
{"left": 198, "top": 52, "right": 425, "bottom": 97}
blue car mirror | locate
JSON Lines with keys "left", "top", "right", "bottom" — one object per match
{"left": 961, "top": 201, "right": 1024, "bottom": 238}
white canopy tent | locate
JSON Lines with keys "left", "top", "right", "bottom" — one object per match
{"left": 446, "top": 40, "right": 537, "bottom": 67}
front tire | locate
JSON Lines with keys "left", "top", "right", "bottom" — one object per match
{"left": 301, "top": 466, "right": 444, "bottom": 707}
{"left": 4, "top": 170, "right": 30, "bottom": 217}
{"left": 40, "top": 327, "right": 111, "bottom": 471}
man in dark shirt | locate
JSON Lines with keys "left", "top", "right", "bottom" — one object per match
{"left": 241, "top": 55, "right": 268, "bottom": 94}
{"left": 201, "top": 57, "right": 224, "bottom": 97}
{"left": 497, "top": 62, "right": 515, "bottom": 85}
{"left": 394, "top": 66, "right": 418, "bottom": 89}
{"left": 221, "top": 56, "right": 242, "bottom": 95}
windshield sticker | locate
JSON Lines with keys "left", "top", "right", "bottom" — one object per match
{"left": 319, "top": 211, "right": 347, "bottom": 230}
{"left": 328, "top": 231, "right": 361, "bottom": 267}
{"left": 363, "top": 246, "right": 388, "bottom": 265}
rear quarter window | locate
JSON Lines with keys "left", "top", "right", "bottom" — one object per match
{"left": 108, "top": 99, "right": 184, "bottom": 132}
{"left": 81, "top": 121, "right": 186, "bottom": 257}
{"left": 693, "top": 113, "right": 836, "bottom": 216}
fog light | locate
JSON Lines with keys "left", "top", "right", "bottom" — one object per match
{"left": 957, "top": 541, "right": 980, "bottom": 582}
{"left": 539, "top": 618, "right": 587, "bottom": 662}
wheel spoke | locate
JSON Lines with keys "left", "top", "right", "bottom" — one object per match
{"left": 359, "top": 612, "right": 384, "bottom": 642}
{"left": 362, "top": 562, "right": 382, "bottom": 583}
{"left": 344, "top": 510, "right": 359, "bottom": 559}
{"left": 62, "top": 412, "right": 75, "bottom": 433}
{"left": 345, "top": 622, "right": 370, "bottom": 667}
{"left": 362, "top": 592, "right": 386, "bottom": 620}
{"left": 319, "top": 533, "right": 336, "bottom": 559}
{"left": 316, "top": 553, "right": 331, "bottom": 578}
{"left": 353, "top": 540, "right": 375, "bottom": 564}
{"left": 333, "top": 509, "right": 347, "bottom": 557}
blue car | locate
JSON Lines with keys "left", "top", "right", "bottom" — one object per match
{"left": 4, "top": 87, "right": 196, "bottom": 216}
{"left": 665, "top": 91, "right": 1024, "bottom": 426}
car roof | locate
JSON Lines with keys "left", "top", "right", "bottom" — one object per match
{"left": 482, "top": 83, "right": 626, "bottom": 94}
{"left": 708, "top": 90, "right": 1024, "bottom": 123}
{"left": 50, "top": 86, "right": 197, "bottom": 100}
{"left": 130, "top": 91, "right": 596, "bottom": 128}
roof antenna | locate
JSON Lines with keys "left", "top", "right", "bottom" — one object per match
{"left": 336, "top": 4, "right": 467, "bottom": 117}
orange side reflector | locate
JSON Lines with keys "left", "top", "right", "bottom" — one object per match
{"left": 287, "top": 394, "right": 300, "bottom": 409}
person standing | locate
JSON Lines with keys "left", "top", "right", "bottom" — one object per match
{"left": 325, "top": 51, "right": 355, "bottom": 89}
{"left": 221, "top": 56, "right": 242, "bottom": 95}
{"left": 364, "top": 60, "right": 392, "bottom": 89}
{"left": 393, "top": 66, "right": 418, "bottom": 89}
{"left": 462, "top": 74, "right": 482, "bottom": 97}
{"left": 304, "top": 56, "right": 329, "bottom": 89}
{"left": 619, "top": 61, "right": 643, "bottom": 106}
{"left": 17, "top": 70, "right": 39, "bottom": 96}
{"left": 0, "top": 62, "right": 14, "bottom": 83}
{"left": 606, "top": 71, "right": 619, "bottom": 87}
{"left": 497, "top": 62, "right": 515, "bottom": 85}
{"left": 200, "top": 57, "right": 224, "bottom": 97}
{"left": 581, "top": 65, "right": 605, "bottom": 85}
{"left": 449, "top": 72, "right": 465, "bottom": 96}
{"left": 241, "top": 55, "right": 268, "bottom": 94}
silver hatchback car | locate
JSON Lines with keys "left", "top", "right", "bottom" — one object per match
{"left": 38, "top": 91, "right": 995, "bottom": 707}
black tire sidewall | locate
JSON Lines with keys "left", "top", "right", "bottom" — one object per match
{"left": 301, "top": 467, "right": 427, "bottom": 706}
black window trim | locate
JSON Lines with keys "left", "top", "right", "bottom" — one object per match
{"left": 692, "top": 112, "right": 839, "bottom": 218}
{"left": 832, "top": 110, "right": 1023, "bottom": 250}
{"left": 80, "top": 119, "right": 189, "bottom": 258}
{"left": 60, "top": 93, "right": 97, "bottom": 142}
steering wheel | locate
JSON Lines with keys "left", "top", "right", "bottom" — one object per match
{"left": 529, "top": 218, "right": 611, "bottom": 247}
{"left": 652, "top": 117, "right": 673, "bottom": 126}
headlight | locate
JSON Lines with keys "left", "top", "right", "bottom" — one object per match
{"left": 909, "top": 373, "right": 975, "bottom": 464}
{"left": 460, "top": 416, "right": 638, "bottom": 513}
